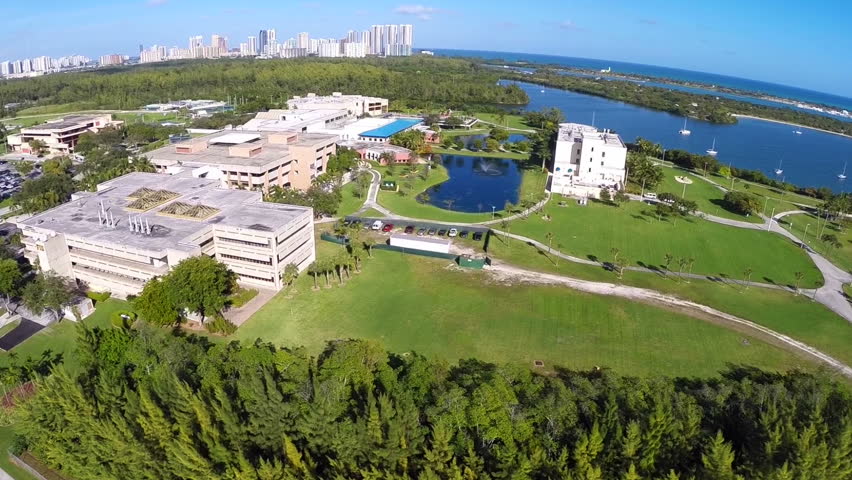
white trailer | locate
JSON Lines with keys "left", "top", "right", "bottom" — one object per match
{"left": 389, "top": 234, "right": 451, "bottom": 254}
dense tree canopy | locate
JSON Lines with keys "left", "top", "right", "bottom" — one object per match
{"left": 12, "top": 328, "right": 852, "bottom": 480}
{"left": 0, "top": 57, "right": 528, "bottom": 112}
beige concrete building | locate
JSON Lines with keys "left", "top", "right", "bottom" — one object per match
{"left": 145, "top": 130, "right": 337, "bottom": 192}
{"left": 286, "top": 92, "right": 388, "bottom": 117}
{"left": 7, "top": 114, "right": 123, "bottom": 155}
{"left": 17, "top": 172, "right": 316, "bottom": 298}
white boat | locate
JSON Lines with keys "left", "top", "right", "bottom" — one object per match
{"left": 839, "top": 162, "right": 847, "bottom": 180}
{"left": 774, "top": 159, "right": 783, "bottom": 176}
{"left": 706, "top": 137, "right": 718, "bottom": 156}
{"left": 793, "top": 130, "right": 803, "bottom": 135}
{"left": 679, "top": 118, "right": 691, "bottom": 135}
{"left": 540, "top": 89, "right": 545, "bottom": 93}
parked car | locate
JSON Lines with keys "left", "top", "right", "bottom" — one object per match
{"left": 643, "top": 192, "right": 658, "bottom": 200}
{"left": 371, "top": 220, "right": 383, "bottom": 230}
{"left": 382, "top": 223, "right": 394, "bottom": 232}
{"left": 417, "top": 228, "right": 426, "bottom": 236}
{"left": 404, "top": 225, "right": 415, "bottom": 234}
{"left": 427, "top": 228, "right": 437, "bottom": 235}
{"left": 472, "top": 232, "right": 484, "bottom": 241}
{"left": 437, "top": 229, "right": 447, "bottom": 236}
{"left": 342, "top": 219, "right": 351, "bottom": 226}
{"left": 448, "top": 228, "right": 458, "bottom": 237}
{"left": 459, "top": 230, "right": 469, "bottom": 238}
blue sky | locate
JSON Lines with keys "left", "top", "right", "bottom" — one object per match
{"left": 3, "top": 0, "right": 851, "bottom": 97}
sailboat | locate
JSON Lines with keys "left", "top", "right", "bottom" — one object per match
{"left": 679, "top": 118, "right": 691, "bottom": 135}
{"left": 793, "top": 129, "right": 803, "bottom": 135}
{"left": 839, "top": 162, "right": 847, "bottom": 181}
{"left": 706, "top": 137, "right": 718, "bottom": 156}
{"left": 774, "top": 159, "right": 783, "bottom": 176}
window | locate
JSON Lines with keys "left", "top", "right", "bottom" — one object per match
{"left": 217, "top": 236, "right": 268, "bottom": 248}
{"left": 588, "top": 168, "right": 592, "bottom": 173}
{"left": 219, "top": 253, "right": 272, "bottom": 266}
{"left": 602, "top": 152, "right": 606, "bottom": 158}
{"left": 591, "top": 147, "right": 594, "bottom": 152}
{"left": 601, "top": 161, "right": 604, "bottom": 166}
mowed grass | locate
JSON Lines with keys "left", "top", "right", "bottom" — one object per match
{"left": 486, "top": 236, "right": 852, "bottom": 367}
{"left": 650, "top": 166, "right": 762, "bottom": 223}
{"left": 475, "top": 112, "right": 536, "bottom": 131}
{"left": 336, "top": 182, "right": 368, "bottom": 217}
{"left": 778, "top": 213, "right": 852, "bottom": 272}
{"left": 508, "top": 198, "right": 823, "bottom": 288}
{"left": 237, "top": 248, "right": 814, "bottom": 377}
{"left": 0, "top": 299, "right": 126, "bottom": 373}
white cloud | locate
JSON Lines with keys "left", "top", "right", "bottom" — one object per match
{"left": 394, "top": 5, "right": 441, "bottom": 20}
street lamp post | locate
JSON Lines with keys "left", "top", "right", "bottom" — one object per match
{"left": 766, "top": 207, "right": 776, "bottom": 231}
{"left": 682, "top": 181, "right": 688, "bottom": 198}
{"left": 491, "top": 205, "right": 496, "bottom": 220}
{"left": 802, "top": 223, "right": 810, "bottom": 248}
{"left": 763, "top": 196, "right": 770, "bottom": 216}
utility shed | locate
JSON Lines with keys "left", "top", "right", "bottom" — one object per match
{"left": 389, "top": 234, "right": 451, "bottom": 254}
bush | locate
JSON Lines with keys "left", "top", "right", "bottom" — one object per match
{"left": 86, "top": 291, "right": 111, "bottom": 303}
{"left": 205, "top": 316, "right": 237, "bottom": 335}
{"left": 724, "top": 191, "right": 762, "bottom": 215}
{"left": 110, "top": 310, "right": 136, "bottom": 329}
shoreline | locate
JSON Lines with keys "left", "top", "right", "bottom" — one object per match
{"left": 731, "top": 114, "right": 852, "bottom": 140}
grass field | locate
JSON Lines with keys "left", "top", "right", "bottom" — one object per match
{"left": 507, "top": 197, "right": 823, "bottom": 288}
{"left": 486, "top": 236, "right": 852, "bottom": 367}
{"left": 13, "top": 103, "right": 99, "bottom": 116}
{"left": 646, "top": 166, "right": 762, "bottom": 223}
{"left": 236, "top": 247, "right": 814, "bottom": 377}
{"left": 778, "top": 213, "right": 852, "bottom": 272}
{"left": 336, "top": 182, "right": 368, "bottom": 217}
{"left": 0, "top": 299, "right": 127, "bottom": 372}
{"left": 113, "top": 112, "right": 188, "bottom": 124}
{"left": 475, "top": 112, "right": 536, "bottom": 131}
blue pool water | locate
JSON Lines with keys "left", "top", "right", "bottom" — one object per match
{"left": 360, "top": 118, "right": 423, "bottom": 138}
{"left": 422, "top": 155, "right": 522, "bottom": 213}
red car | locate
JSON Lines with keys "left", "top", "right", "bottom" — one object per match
{"left": 382, "top": 223, "right": 394, "bottom": 232}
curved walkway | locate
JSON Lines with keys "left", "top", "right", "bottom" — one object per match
{"left": 487, "top": 262, "right": 852, "bottom": 379}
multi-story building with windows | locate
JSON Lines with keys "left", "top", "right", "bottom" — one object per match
{"left": 7, "top": 114, "right": 122, "bottom": 155}
{"left": 286, "top": 92, "right": 389, "bottom": 117}
{"left": 145, "top": 130, "right": 337, "bottom": 192}
{"left": 16, "top": 173, "right": 316, "bottom": 297}
{"left": 551, "top": 123, "right": 627, "bottom": 198}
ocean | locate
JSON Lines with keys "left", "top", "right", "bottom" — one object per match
{"left": 429, "top": 48, "right": 852, "bottom": 112}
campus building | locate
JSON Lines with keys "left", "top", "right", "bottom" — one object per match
{"left": 7, "top": 114, "right": 123, "bottom": 155}
{"left": 286, "top": 92, "right": 389, "bottom": 117}
{"left": 145, "top": 131, "right": 337, "bottom": 192}
{"left": 551, "top": 123, "right": 627, "bottom": 198}
{"left": 16, "top": 173, "right": 316, "bottom": 297}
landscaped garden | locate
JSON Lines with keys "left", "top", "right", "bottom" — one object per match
{"left": 236, "top": 246, "right": 815, "bottom": 377}
{"left": 778, "top": 212, "right": 852, "bottom": 272}
{"left": 504, "top": 196, "right": 823, "bottom": 288}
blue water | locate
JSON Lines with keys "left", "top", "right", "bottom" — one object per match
{"left": 504, "top": 80, "right": 852, "bottom": 189}
{"left": 360, "top": 118, "right": 423, "bottom": 138}
{"left": 423, "top": 155, "right": 521, "bottom": 212}
{"left": 431, "top": 48, "right": 852, "bottom": 111}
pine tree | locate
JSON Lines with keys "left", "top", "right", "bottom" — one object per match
{"left": 701, "top": 431, "right": 737, "bottom": 480}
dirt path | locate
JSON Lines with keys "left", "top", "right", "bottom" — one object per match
{"left": 486, "top": 261, "right": 852, "bottom": 378}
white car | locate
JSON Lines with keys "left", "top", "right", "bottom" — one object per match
{"left": 371, "top": 220, "right": 383, "bottom": 230}
{"left": 643, "top": 192, "right": 658, "bottom": 200}
{"left": 448, "top": 228, "right": 458, "bottom": 237}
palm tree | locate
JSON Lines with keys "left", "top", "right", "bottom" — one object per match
{"left": 793, "top": 271, "right": 805, "bottom": 293}
{"left": 664, "top": 253, "right": 674, "bottom": 271}
{"left": 615, "top": 257, "right": 628, "bottom": 279}
{"left": 742, "top": 268, "right": 753, "bottom": 289}
{"left": 281, "top": 263, "right": 299, "bottom": 289}
{"left": 321, "top": 259, "right": 332, "bottom": 288}
{"left": 501, "top": 219, "right": 511, "bottom": 247}
{"left": 677, "top": 257, "right": 689, "bottom": 281}
{"left": 545, "top": 232, "right": 555, "bottom": 253}
{"left": 307, "top": 262, "right": 319, "bottom": 290}
{"left": 363, "top": 238, "right": 375, "bottom": 258}
{"left": 610, "top": 247, "right": 620, "bottom": 264}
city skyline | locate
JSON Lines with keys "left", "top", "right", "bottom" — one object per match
{"left": 0, "top": 0, "right": 851, "bottom": 97}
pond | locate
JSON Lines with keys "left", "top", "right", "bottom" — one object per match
{"left": 421, "top": 155, "right": 522, "bottom": 213}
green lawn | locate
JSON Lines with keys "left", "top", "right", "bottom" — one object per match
{"left": 486, "top": 236, "right": 852, "bottom": 367}
{"left": 646, "top": 166, "right": 762, "bottom": 223}
{"left": 113, "top": 112, "right": 188, "bottom": 124}
{"left": 0, "top": 299, "right": 128, "bottom": 373}
{"left": 336, "top": 182, "right": 368, "bottom": 217}
{"left": 0, "top": 427, "right": 37, "bottom": 480}
{"left": 508, "top": 197, "right": 823, "bottom": 288}
{"left": 778, "top": 213, "right": 852, "bottom": 272}
{"left": 475, "top": 112, "right": 536, "bottom": 131}
{"left": 358, "top": 208, "right": 386, "bottom": 218}
{"left": 0, "top": 198, "right": 12, "bottom": 209}
{"left": 236, "top": 248, "right": 812, "bottom": 377}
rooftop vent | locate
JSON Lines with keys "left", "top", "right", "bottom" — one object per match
{"left": 158, "top": 201, "right": 220, "bottom": 221}
{"left": 126, "top": 190, "right": 180, "bottom": 212}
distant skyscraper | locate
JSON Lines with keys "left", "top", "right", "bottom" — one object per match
{"left": 401, "top": 24, "right": 413, "bottom": 47}
{"left": 248, "top": 36, "right": 258, "bottom": 55}
{"left": 189, "top": 35, "right": 204, "bottom": 58}
{"left": 297, "top": 32, "right": 309, "bottom": 50}
{"left": 258, "top": 30, "right": 269, "bottom": 55}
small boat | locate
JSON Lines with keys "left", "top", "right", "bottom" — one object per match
{"left": 679, "top": 118, "right": 691, "bottom": 135}
{"left": 774, "top": 159, "right": 783, "bottom": 176}
{"left": 706, "top": 137, "right": 718, "bottom": 156}
{"left": 540, "top": 89, "right": 545, "bottom": 93}
{"left": 793, "top": 130, "right": 803, "bottom": 135}
{"left": 839, "top": 162, "right": 847, "bottom": 180}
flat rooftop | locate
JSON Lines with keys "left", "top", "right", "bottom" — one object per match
{"left": 359, "top": 118, "right": 422, "bottom": 138}
{"left": 20, "top": 173, "right": 311, "bottom": 255}
{"left": 558, "top": 122, "right": 625, "bottom": 147}
{"left": 25, "top": 115, "right": 103, "bottom": 132}
{"left": 288, "top": 94, "right": 386, "bottom": 106}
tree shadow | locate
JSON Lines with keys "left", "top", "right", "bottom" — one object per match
{"left": 636, "top": 261, "right": 666, "bottom": 277}
{"left": 762, "top": 276, "right": 776, "bottom": 285}
{"left": 708, "top": 198, "right": 746, "bottom": 217}
{"left": 587, "top": 254, "right": 599, "bottom": 263}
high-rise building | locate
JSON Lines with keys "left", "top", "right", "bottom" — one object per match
{"left": 297, "top": 32, "right": 309, "bottom": 50}
{"left": 401, "top": 24, "right": 413, "bottom": 47}
{"left": 258, "top": 30, "right": 269, "bottom": 55}
{"left": 189, "top": 35, "right": 204, "bottom": 58}
{"left": 248, "top": 36, "right": 258, "bottom": 55}
{"left": 211, "top": 34, "right": 227, "bottom": 56}
{"left": 0, "top": 61, "right": 10, "bottom": 76}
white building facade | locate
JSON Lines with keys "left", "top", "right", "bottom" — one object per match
{"left": 551, "top": 123, "right": 627, "bottom": 199}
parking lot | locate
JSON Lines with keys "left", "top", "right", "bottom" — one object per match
{"left": 0, "top": 161, "right": 26, "bottom": 201}
{"left": 342, "top": 215, "right": 491, "bottom": 243}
